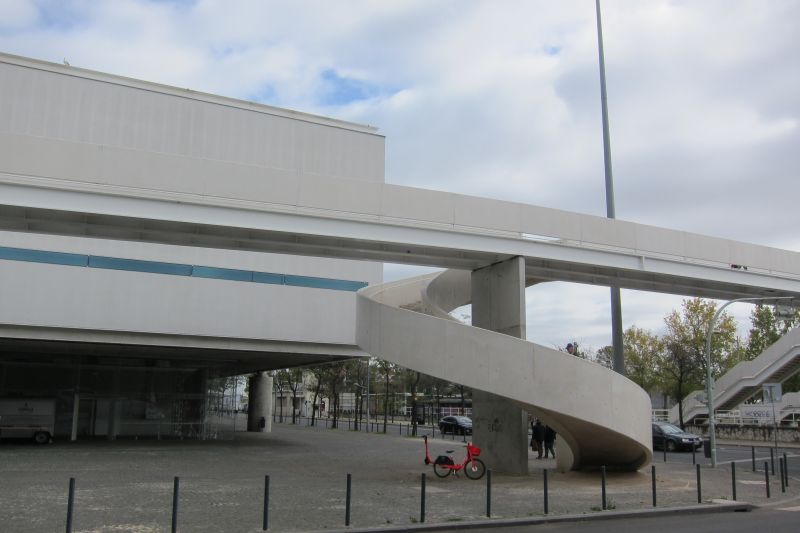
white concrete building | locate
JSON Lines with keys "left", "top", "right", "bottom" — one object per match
{"left": 0, "top": 52, "right": 382, "bottom": 440}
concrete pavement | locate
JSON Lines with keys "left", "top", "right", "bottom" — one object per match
{"left": 0, "top": 421, "right": 798, "bottom": 532}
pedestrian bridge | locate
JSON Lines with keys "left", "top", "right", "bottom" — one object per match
{"left": 673, "top": 326, "right": 800, "bottom": 425}
{"left": 2, "top": 52, "right": 800, "bottom": 470}
{"left": 2, "top": 139, "right": 800, "bottom": 470}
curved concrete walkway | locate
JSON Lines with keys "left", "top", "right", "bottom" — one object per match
{"left": 356, "top": 270, "right": 653, "bottom": 472}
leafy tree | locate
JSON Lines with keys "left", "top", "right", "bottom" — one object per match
{"left": 622, "top": 326, "right": 665, "bottom": 394}
{"left": 660, "top": 298, "right": 736, "bottom": 427}
{"left": 325, "top": 362, "right": 347, "bottom": 429}
{"left": 344, "top": 358, "right": 369, "bottom": 430}
{"left": 374, "top": 359, "right": 395, "bottom": 432}
{"left": 273, "top": 370, "right": 289, "bottom": 422}
{"left": 746, "top": 304, "right": 800, "bottom": 393}
{"left": 307, "top": 365, "right": 327, "bottom": 426}
{"left": 283, "top": 368, "right": 304, "bottom": 424}
{"left": 403, "top": 368, "right": 422, "bottom": 436}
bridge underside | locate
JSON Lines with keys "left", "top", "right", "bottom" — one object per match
{"left": 0, "top": 330, "right": 358, "bottom": 441}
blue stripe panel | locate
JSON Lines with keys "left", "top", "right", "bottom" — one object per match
{"left": 89, "top": 256, "right": 193, "bottom": 276}
{"left": 191, "top": 265, "right": 253, "bottom": 282}
{"left": 284, "top": 275, "right": 368, "bottom": 292}
{"left": 252, "top": 272, "right": 284, "bottom": 285}
{"left": 1, "top": 246, "right": 366, "bottom": 292}
{"left": 0, "top": 246, "right": 88, "bottom": 267}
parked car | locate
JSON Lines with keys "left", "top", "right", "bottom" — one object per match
{"left": 652, "top": 421, "right": 702, "bottom": 452}
{"left": 439, "top": 416, "right": 472, "bottom": 435}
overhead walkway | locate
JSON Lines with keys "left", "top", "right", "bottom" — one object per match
{"left": 357, "top": 269, "right": 653, "bottom": 472}
{"left": 671, "top": 327, "right": 800, "bottom": 425}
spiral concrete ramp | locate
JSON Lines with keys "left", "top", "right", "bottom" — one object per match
{"left": 356, "top": 269, "right": 653, "bottom": 471}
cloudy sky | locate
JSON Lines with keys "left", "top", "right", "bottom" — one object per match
{"left": 1, "top": 0, "right": 797, "bottom": 352}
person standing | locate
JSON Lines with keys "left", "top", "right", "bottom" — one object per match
{"left": 544, "top": 425, "right": 557, "bottom": 459}
{"left": 532, "top": 419, "right": 546, "bottom": 459}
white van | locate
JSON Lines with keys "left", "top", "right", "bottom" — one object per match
{"left": 0, "top": 399, "right": 55, "bottom": 444}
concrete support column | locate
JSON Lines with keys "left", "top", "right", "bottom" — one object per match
{"left": 70, "top": 391, "right": 80, "bottom": 442}
{"left": 248, "top": 372, "right": 273, "bottom": 433}
{"left": 471, "top": 256, "right": 528, "bottom": 475}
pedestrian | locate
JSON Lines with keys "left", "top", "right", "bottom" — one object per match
{"left": 532, "top": 419, "right": 545, "bottom": 459}
{"left": 544, "top": 425, "right": 556, "bottom": 459}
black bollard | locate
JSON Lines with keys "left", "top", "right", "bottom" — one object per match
{"left": 543, "top": 469, "right": 549, "bottom": 515}
{"left": 601, "top": 466, "right": 607, "bottom": 510}
{"left": 696, "top": 464, "right": 702, "bottom": 504}
{"left": 651, "top": 465, "right": 657, "bottom": 507}
{"left": 66, "top": 477, "right": 75, "bottom": 533}
{"left": 268, "top": 476, "right": 269, "bottom": 531}
{"left": 345, "top": 473, "right": 352, "bottom": 526}
{"left": 765, "top": 461, "right": 770, "bottom": 498}
{"left": 663, "top": 443, "right": 667, "bottom": 463}
{"left": 780, "top": 457, "right": 786, "bottom": 493}
{"left": 171, "top": 476, "right": 179, "bottom": 533}
{"left": 770, "top": 448, "right": 775, "bottom": 475}
{"left": 784, "top": 453, "right": 789, "bottom": 488}
{"left": 731, "top": 462, "right": 737, "bottom": 501}
{"left": 420, "top": 473, "right": 426, "bottom": 523}
{"left": 486, "top": 469, "right": 492, "bottom": 517}
{"left": 752, "top": 446, "right": 756, "bottom": 472}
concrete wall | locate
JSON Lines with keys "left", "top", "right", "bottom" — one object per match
{"left": 0, "top": 52, "right": 383, "bottom": 350}
{"left": 687, "top": 424, "right": 800, "bottom": 445}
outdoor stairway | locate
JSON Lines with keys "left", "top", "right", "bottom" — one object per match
{"left": 671, "top": 326, "right": 800, "bottom": 424}
{"left": 356, "top": 269, "right": 653, "bottom": 471}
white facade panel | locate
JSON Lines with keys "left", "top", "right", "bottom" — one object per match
{"left": 634, "top": 224, "right": 686, "bottom": 257}
{"left": 0, "top": 57, "right": 384, "bottom": 184}
{"left": 520, "top": 205, "right": 581, "bottom": 241}
{"left": 0, "top": 259, "right": 357, "bottom": 345}
{"left": 580, "top": 216, "right": 636, "bottom": 249}
{"left": 0, "top": 53, "right": 385, "bottom": 356}
{"left": 453, "top": 195, "right": 521, "bottom": 233}
{"left": 381, "top": 185, "right": 455, "bottom": 226}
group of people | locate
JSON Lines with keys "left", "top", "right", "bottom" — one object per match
{"left": 530, "top": 419, "right": 556, "bottom": 459}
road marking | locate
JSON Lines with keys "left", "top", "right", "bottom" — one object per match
{"left": 738, "top": 480, "right": 765, "bottom": 485}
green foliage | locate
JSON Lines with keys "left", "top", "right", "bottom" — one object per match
{"left": 746, "top": 304, "right": 800, "bottom": 392}
{"left": 622, "top": 326, "right": 664, "bottom": 393}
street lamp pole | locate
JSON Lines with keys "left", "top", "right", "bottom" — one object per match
{"left": 705, "top": 296, "right": 794, "bottom": 468}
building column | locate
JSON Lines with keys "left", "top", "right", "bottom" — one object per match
{"left": 471, "top": 256, "right": 528, "bottom": 475}
{"left": 248, "top": 371, "right": 273, "bottom": 433}
{"left": 70, "top": 390, "right": 80, "bottom": 442}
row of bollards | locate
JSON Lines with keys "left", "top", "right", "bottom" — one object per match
{"left": 60, "top": 451, "right": 793, "bottom": 531}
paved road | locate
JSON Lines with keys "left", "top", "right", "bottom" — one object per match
{"left": 466, "top": 508, "right": 800, "bottom": 532}
{"left": 1, "top": 423, "right": 798, "bottom": 532}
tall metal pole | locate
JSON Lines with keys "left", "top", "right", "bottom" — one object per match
{"left": 595, "top": 0, "right": 625, "bottom": 375}
{"left": 365, "top": 357, "right": 370, "bottom": 432}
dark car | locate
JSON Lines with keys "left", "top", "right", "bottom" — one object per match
{"left": 652, "top": 422, "right": 702, "bottom": 452}
{"left": 439, "top": 416, "right": 472, "bottom": 435}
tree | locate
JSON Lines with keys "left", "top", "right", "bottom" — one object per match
{"left": 622, "top": 326, "right": 665, "bottom": 394}
{"left": 307, "top": 365, "right": 327, "bottom": 426}
{"left": 374, "top": 359, "right": 395, "bottom": 433}
{"left": 746, "top": 304, "right": 800, "bottom": 393}
{"left": 403, "top": 368, "right": 422, "bottom": 436}
{"left": 660, "top": 298, "right": 736, "bottom": 427}
{"left": 344, "top": 358, "right": 368, "bottom": 430}
{"left": 273, "top": 370, "right": 289, "bottom": 422}
{"left": 284, "top": 368, "right": 304, "bottom": 424}
{"left": 325, "top": 362, "right": 347, "bottom": 429}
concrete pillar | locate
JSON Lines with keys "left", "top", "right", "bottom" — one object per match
{"left": 471, "top": 256, "right": 528, "bottom": 475}
{"left": 70, "top": 391, "right": 80, "bottom": 442}
{"left": 248, "top": 372, "right": 273, "bottom": 433}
